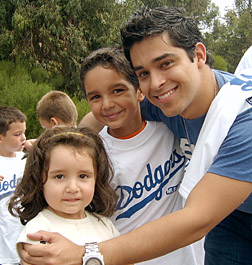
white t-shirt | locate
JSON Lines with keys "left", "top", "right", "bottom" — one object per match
{"left": 17, "top": 208, "right": 120, "bottom": 256}
{"left": 235, "top": 46, "right": 252, "bottom": 74}
{"left": 100, "top": 121, "right": 204, "bottom": 265}
{"left": 0, "top": 152, "right": 26, "bottom": 264}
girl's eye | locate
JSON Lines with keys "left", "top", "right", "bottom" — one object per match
{"left": 79, "top": 174, "right": 88, "bottom": 179}
{"left": 55, "top": 174, "right": 64, "bottom": 180}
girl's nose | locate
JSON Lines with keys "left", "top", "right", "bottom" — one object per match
{"left": 66, "top": 179, "right": 80, "bottom": 193}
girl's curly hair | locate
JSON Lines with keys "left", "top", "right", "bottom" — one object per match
{"left": 8, "top": 126, "right": 118, "bottom": 225}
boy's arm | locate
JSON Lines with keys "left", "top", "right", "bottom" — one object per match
{"left": 78, "top": 112, "right": 104, "bottom": 133}
{"left": 24, "top": 139, "right": 37, "bottom": 151}
{"left": 19, "top": 172, "right": 252, "bottom": 265}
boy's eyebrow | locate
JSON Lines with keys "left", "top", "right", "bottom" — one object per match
{"left": 133, "top": 53, "right": 174, "bottom": 72}
{"left": 86, "top": 91, "right": 96, "bottom": 97}
{"left": 86, "top": 82, "right": 128, "bottom": 97}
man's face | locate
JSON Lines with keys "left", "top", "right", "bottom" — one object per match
{"left": 130, "top": 33, "right": 205, "bottom": 119}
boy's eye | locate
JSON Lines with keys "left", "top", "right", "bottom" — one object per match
{"left": 79, "top": 174, "right": 88, "bottom": 179}
{"left": 90, "top": 95, "right": 100, "bottom": 101}
{"left": 113, "top": 88, "right": 124, "bottom": 94}
{"left": 55, "top": 174, "right": 64, "bottom": 180}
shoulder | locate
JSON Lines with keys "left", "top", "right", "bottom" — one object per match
{"left": 213, "top": 69, "right": 235, "bottom": 88}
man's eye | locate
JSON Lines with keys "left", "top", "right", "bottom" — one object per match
{"left": 162, "top": 61, "right": 172, "bottom": 68}
{"left": 138, "top": 71, "right": 148, "bottom": 78}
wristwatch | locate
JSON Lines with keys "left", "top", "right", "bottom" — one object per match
{"left": 82, "top": 242, "right": 104, "bottom": 265}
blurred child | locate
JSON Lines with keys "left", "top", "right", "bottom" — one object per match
{"left": 9, "top": 126, "right": 119, "bottom": 264}
{"left": 80, "top": 47, "right": 204, "bottom": 265}
{"left": 25, "top": 90, "right": 78, "bottom": 150}
{"left": 0, "top": 105, "right": 26, "bottom": 265}
{"left": 37, "top": 90, "right": 78, "bottom": 129}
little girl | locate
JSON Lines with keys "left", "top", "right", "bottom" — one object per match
{"left": 9, "top": 126, "right": 119, "bottom": 261}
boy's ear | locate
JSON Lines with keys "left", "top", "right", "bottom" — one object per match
{"left": 0, "top": 134, "right": 3, "bottom": 143}
{"left": 50, "top": 117, "right": 59, "bottom": 126}
{"left": 137, "top": 88, "right": 145, "bottom": 102}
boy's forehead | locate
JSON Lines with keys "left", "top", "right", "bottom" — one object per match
{"left": 85, "top": 65, "right": 135, "bottom": 91}
{"left": 7, "top": 121, "right": 26, "bottom": 132}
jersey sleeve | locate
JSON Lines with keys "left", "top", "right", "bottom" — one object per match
{"left": 208, "top": 108, "right": 252, "bottom": 183}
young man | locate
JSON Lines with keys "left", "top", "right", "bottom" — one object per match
{"left": 18, "top": 7, "right": 252, "bottom": 265}
{"left": 80, "top": 46, "right": 203, "bottom": 265}
{"left": 0, "top": 106, "right": 27, "bottom": 265}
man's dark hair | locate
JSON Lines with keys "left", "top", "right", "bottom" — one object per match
{"left": 121, "top": 6, "right": 213, "bottom": 67}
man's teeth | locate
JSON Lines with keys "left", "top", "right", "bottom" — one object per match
{"left": 158, "top": 88, "right": 175, "bottom": 99}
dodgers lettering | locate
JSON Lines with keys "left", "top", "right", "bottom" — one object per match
{"left": 0, "top": 174, "right": 21, "bottom": 200}
{"left": 115, "top": 149, "right": 185, "bottom": 220}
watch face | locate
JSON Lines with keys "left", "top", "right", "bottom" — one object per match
{"left": 85, "top": 257, "right": 103, "bottom": 265}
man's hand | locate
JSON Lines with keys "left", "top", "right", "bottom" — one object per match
{"left": 19, "top": 231, "right": 84, "bottom": 265}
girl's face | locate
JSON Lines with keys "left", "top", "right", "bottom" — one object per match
{"left": 43, "top": 145, "right": 96, "bottom": 219}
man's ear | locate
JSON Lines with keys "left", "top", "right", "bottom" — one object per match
{"left": 0, "top": 134, "right": 3, "bottom": 143}
{"left": 137, "top": 88, "right": 145, "bottom": 102}
{"left": 194, "top": 42, "right": 207, "bottom": 68}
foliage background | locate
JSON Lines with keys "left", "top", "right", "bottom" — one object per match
{"left": 0, "top": 0, "right": 251, "bottom": 139}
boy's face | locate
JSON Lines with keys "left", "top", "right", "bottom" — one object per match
{"left": 0, "top": 121, "right": 26, "bottom": 157}
{"left": 130, "top": 33, "right": 206, "bottom": 119}
{"left": 84, "top": 65, "right": 144, "bottom": 138}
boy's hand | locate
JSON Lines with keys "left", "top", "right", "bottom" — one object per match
{"left": 24, "top": 139, "right": 36, "bottom": 151}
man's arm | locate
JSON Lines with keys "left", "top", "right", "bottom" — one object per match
{"left": 20, "top": 172, "right": 252, "bottom": 265}
{"left": 78, "top": 112, "right": 104, "bottom": 132}
{"left": 99, "top": 173, "right": 251, "bottom": 264}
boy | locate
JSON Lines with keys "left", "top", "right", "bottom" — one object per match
{"left": 0, "top": 105, "right": 27, "bottom": 265}
{"left": 79, "top": 47, "right": 203, "bottom": 265}
{"left": 25, "top": 90, "right": 78, "bottom": 150}
{"left": 37, "top": 90, "right": 78, "bottom": 129}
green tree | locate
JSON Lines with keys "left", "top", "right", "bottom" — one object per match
{"left": 0, "top": 0, "right": 133, "bottom": 95}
